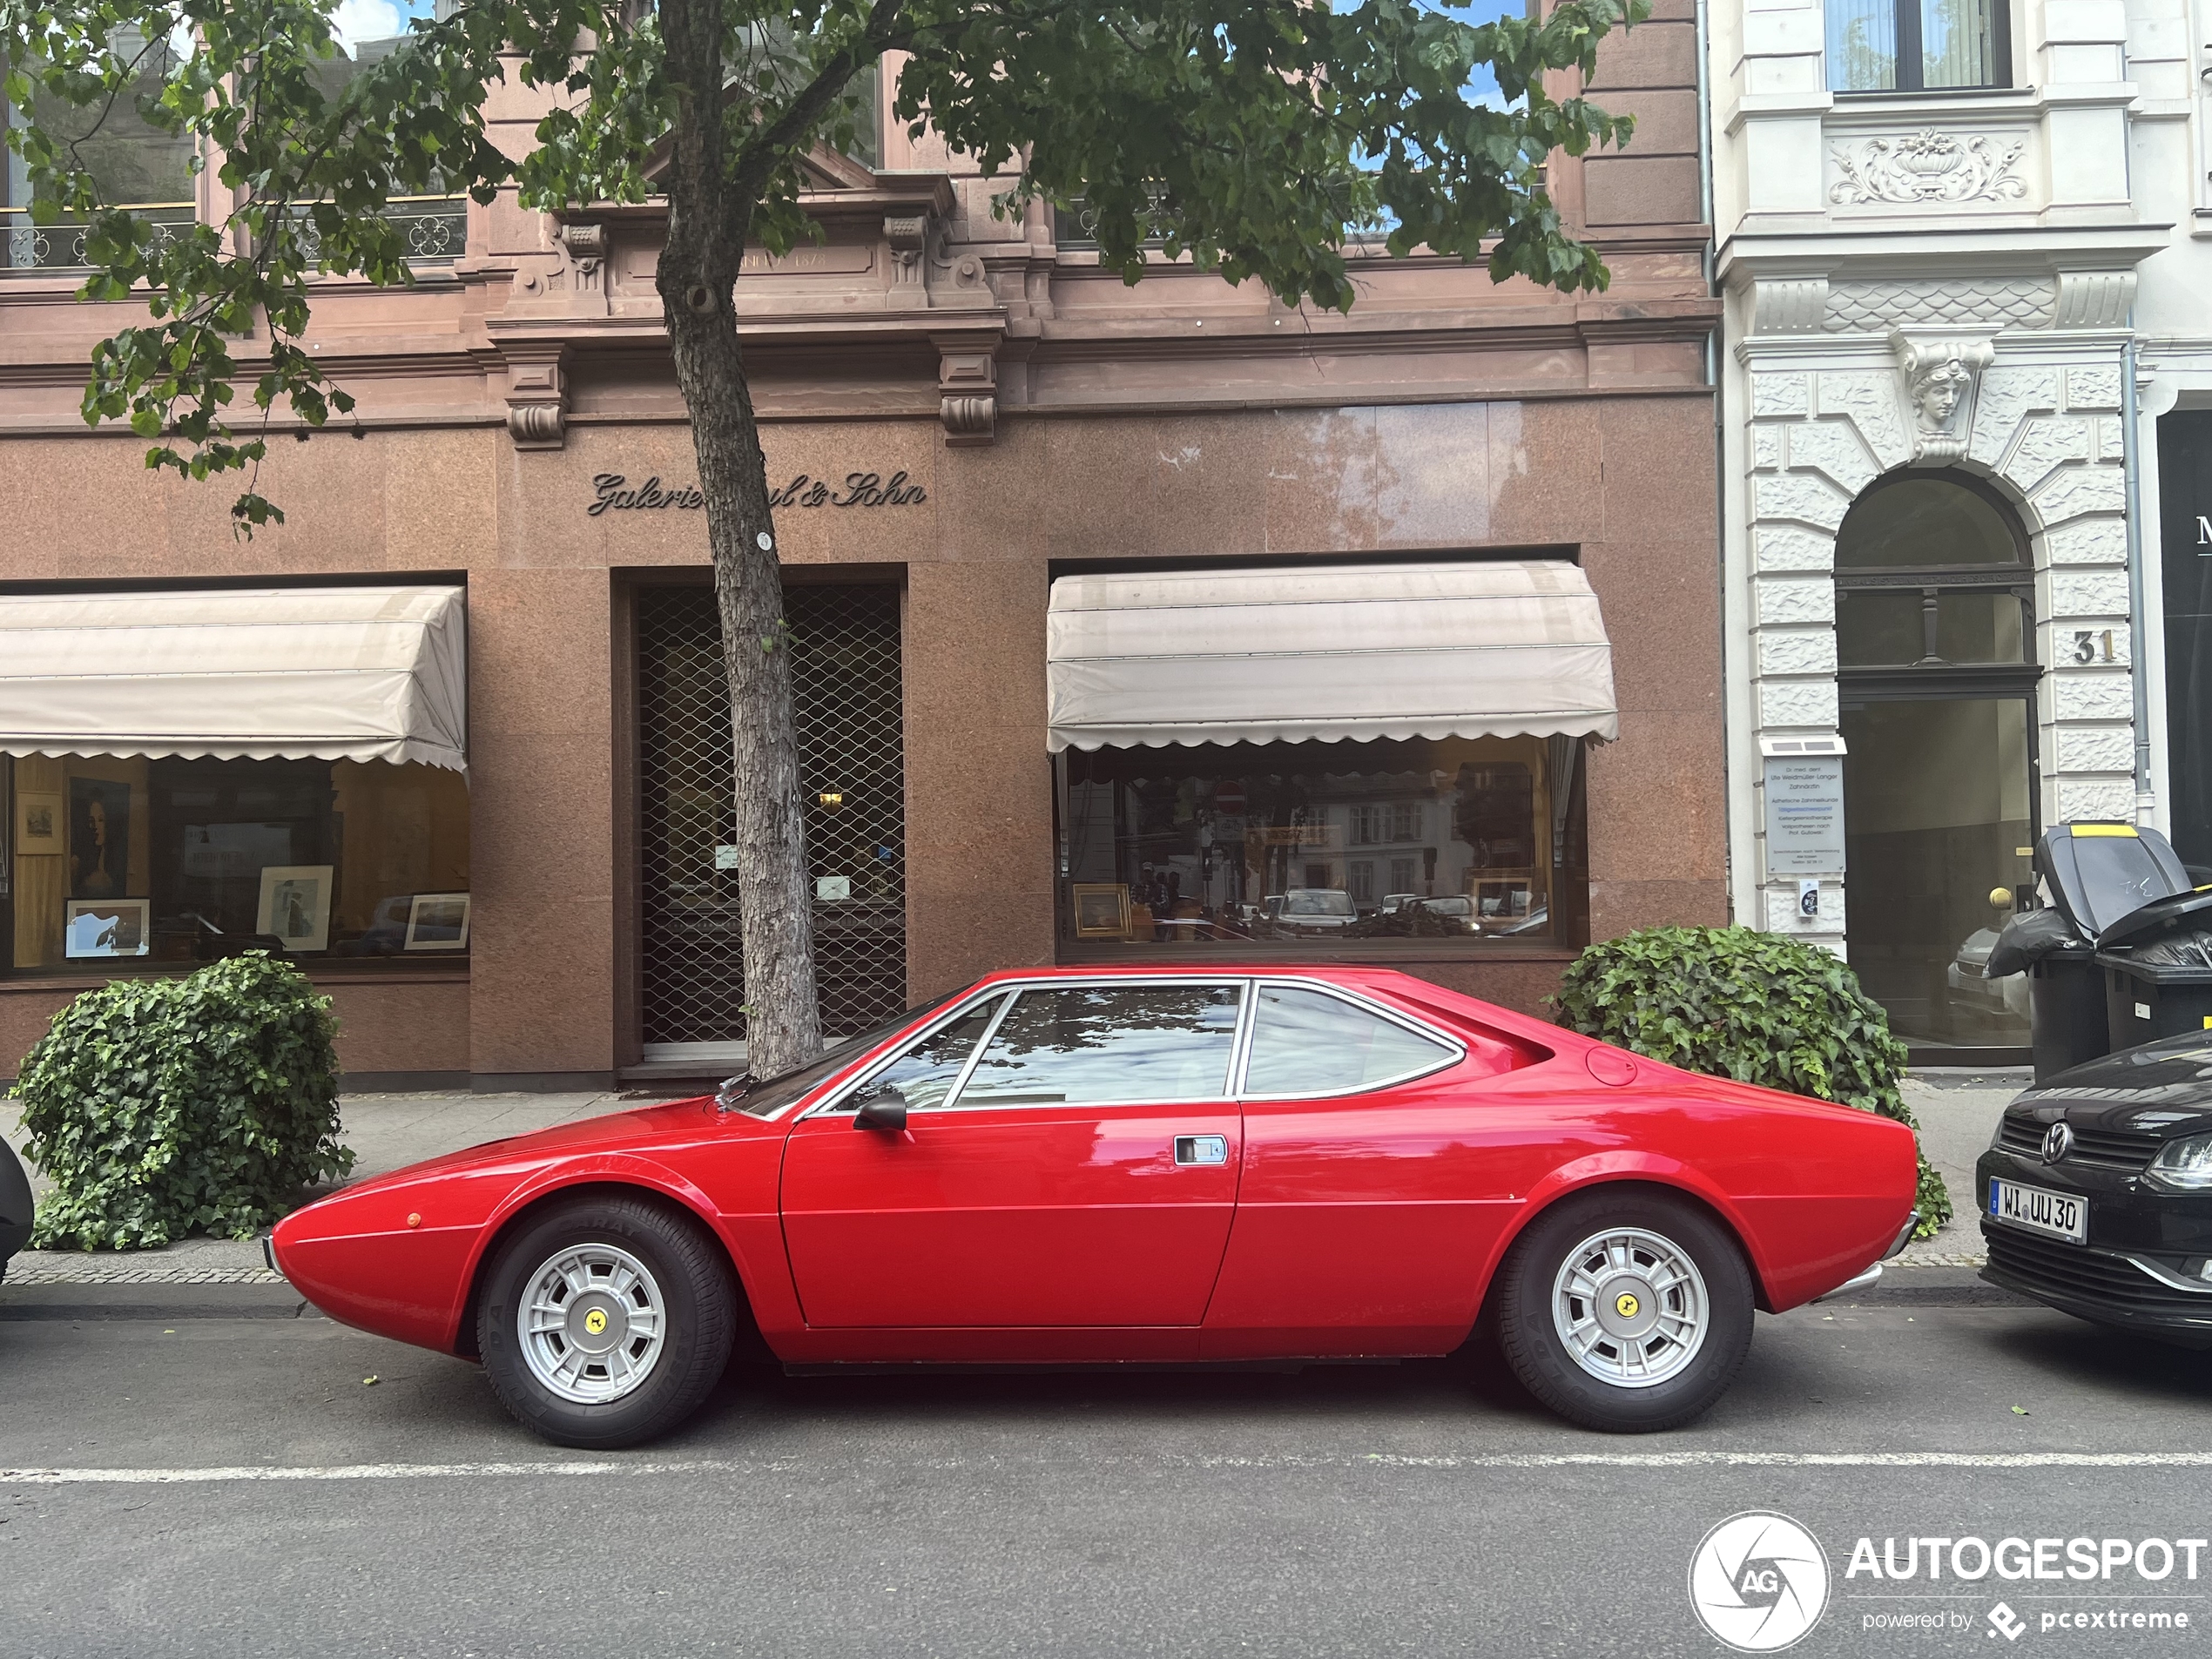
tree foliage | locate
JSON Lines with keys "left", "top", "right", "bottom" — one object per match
{"left": 17, "top": 953, "right": 350, "bottom": 1251}
{"left": 4, "top": 0, "right": 1643, "bottom": 528}
{"left": 1552, "top": 927, "right": 1952, "bottom": 1238}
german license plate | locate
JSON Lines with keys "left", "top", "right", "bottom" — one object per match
{"left": 1989, "top": 1177, "right": 2087, "bottom": 1244}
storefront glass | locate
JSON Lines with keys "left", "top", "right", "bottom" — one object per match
{"left": 1056, "top": 734, "right": 1588, "bottom": 951}
{"left": 2, "top": 753, "right": 469, "bottom": 972}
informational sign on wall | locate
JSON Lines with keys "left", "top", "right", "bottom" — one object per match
{"left": 1764, "top": 754, "right": 1846, "bottom": 875}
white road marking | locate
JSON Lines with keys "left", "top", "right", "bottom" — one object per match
{"left": 8, "top": 1450, "right": 2212, "bottom": 1484}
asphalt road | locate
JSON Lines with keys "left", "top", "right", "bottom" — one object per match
{"left": 5, "top": 1270, "right": 2212, "bottom": 1659}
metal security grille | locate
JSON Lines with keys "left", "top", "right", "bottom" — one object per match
{"left": 637, "top": 583, "right": 906, "bottom": 1048}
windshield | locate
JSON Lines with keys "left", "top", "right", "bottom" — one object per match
{"left": 725, "top": 990, "right": 960, "bottom": 1117}
{"left": 1285, "top": 891, "right": 1355, "bottom": 916}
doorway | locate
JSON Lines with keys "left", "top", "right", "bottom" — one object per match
{"left": 1834, "top": 471, "right": 2040, "bottom": 1061}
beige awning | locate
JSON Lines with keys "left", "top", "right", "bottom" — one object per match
{"left": 0, "top": 585, "right": 468, "bottom": 771}
{"left": 1046, "top": 560, "right": 1618, "bottom": 752}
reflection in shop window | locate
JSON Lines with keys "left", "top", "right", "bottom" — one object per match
{"left": 1056, "top": 735, "right": 1588, "bottom": 950}
{"left": 3, "top": 754, "right": 468, "bottom": 973}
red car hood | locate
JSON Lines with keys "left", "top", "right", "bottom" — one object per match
{"left": 333, "top": 1096, "right": 719, "bottom": 1197}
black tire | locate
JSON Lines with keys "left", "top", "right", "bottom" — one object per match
{"left": 476, "top": 1193, "right": 736, "bottom": 1449}
{"left": 1494, "top": 1186, "right": 1754, "bottom": 1433}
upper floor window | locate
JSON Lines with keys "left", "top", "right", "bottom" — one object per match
{"left": 1827, "top": 0, "right": 2011, "bottom": 91}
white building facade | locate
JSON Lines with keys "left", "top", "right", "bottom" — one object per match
{"left": 1709, "top": 0, "right": 2189, "bottom": 1056}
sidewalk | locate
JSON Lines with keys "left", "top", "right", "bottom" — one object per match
{"left": 3, "top": 1069, "right": 2025, "bottom": 1287}
{"left": 1, "top": 1088, "right": 691, "bottom": 1285}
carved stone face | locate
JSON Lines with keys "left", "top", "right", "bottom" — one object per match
{"left": 1912, "top": 367, "right": 1966, "bottom": 430}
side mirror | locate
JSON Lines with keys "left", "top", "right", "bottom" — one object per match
{"left": 853, "top": 1091, "right": 908, "bottom": 1132}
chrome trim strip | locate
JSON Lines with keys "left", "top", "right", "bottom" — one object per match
{"left": 1882, "top": 1212, "right": 1920, "bottom": 1260}
{"left": 2121, "top": 1254, "right": 2212, "bottom": 1295}
{"left": 937, "top": 989, "right": 1021, "bottom": 1112}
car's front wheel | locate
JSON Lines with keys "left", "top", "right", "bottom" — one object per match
{"left": 476, "top": 1194, "right": 735, "bottom": 1449}
{"left": 1494, "top": 1188, "right": 1754, "bottom": 1433}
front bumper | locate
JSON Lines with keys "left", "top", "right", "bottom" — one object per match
{"left": 1976, "top": 1148, "right": 2212, "bottom": 1341}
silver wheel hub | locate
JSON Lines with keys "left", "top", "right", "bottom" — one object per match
{"left": 1551, "top": 1225, "right": 1708, "bottom": 1389}
{"left": 518, "top": 1243, "right": 668, "bottom": 1405}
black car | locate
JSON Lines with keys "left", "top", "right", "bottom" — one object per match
{"left": 0, "top": 1131, "right": 31, "bottom": 1283}
{"left": 1979, "top": 1034, "right": 2212, "bottom": 1345}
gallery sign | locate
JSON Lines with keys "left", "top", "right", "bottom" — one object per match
{"left": 588, "top": 470, "right": 927, "bottom": 516}
{"left": 1762, "top": 752, "right": 1846, "bottom": 877}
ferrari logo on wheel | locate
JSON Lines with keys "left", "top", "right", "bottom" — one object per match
{"left": 1615, "top": 1291, "right": 1640, "bottom": 1319}
{"left": 583, "top": 1308, "right": 609, "bottom": 1335}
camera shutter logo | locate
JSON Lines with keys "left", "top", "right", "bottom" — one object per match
{"left": 1688, "top": 1512, "right": 1830, "bottom": 1652}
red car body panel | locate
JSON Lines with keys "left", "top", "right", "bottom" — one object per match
{"left": 270, "top": 966, "right": 1919, "bottom": 1369}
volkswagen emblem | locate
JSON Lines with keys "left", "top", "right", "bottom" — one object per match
{"left": 2041, "top": 1121, "right": 2075, "bottom": 1164}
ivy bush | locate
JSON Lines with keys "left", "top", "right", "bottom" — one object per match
{"left": 18, "top": 954, "right": 352, "bottom": 1251}
{"left": 1551, "top": 926, "right": 1950, "bottom": 1238}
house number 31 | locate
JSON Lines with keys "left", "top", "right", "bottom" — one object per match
{"left": 2074, "top": 630, "right": 2117, "bottom": 664}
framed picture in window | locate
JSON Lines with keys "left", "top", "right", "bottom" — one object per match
{"left": 64, "top": 897, "right": 152, "bottom": 959}
{"left": 15, "top": 790, "right": 62, "bottom": 855}
{"left": 257, "top": 865, "right": 334, "bottom": 954}
{"left": 404, "top": 892, "right": 472, "bottom": 952}
{"left": 1069, "top": 882, "right": 1132, "bottom": 941}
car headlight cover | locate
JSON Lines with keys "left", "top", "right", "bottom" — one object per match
{"left": 2147, "top": 1132, "right": 2212, "bottom": 1190}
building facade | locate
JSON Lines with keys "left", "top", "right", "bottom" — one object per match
{"left": 1709, "top": 0, "right": 2174, "bottom": 1057}
{"left": 0, "top": 23, "right": 1725, "bottom": 1089}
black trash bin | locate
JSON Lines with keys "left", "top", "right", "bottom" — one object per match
{"left": 1988, "top": 822, "right": 2195, "bottom": 1080}
{"left": 2096, "top": 888, "right": 2212, "bottom": 1052}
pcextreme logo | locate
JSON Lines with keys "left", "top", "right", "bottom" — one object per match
{"left": 1689, "top": 1512, "right": 1832, "bottom": 1653}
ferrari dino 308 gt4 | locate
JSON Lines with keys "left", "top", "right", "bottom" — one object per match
{"left": 271, "top": 967, "right": 1919, "bottom": 1446}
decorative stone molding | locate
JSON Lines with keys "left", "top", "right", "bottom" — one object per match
{"left": 1829, "top": 131, "right": 2028, "bottom": 206}
{"left": 502, "top": 349, "right": 568, "bottom": 451}
{"left": 556, "top": 221, "right": 606, "bottom": 291}
{"left": 1747, "top": 278, "right": 1830, "bottom": 336}
{"left": 1823, "top": 278, "right": 2056, "bottom": 334}
{"left": 885, "top": 214, "right": 928, "bottom": 305}
{"left": 1892, "top": 331, "right": 1996, "bottom": 462}
{"left": 935, "top": 341, "right": 996, "bottom": 446}
{"left": 2053, "top": 270, "right": 2135, "bottom": 329}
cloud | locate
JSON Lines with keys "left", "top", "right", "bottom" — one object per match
{"left": 331, "top": 0, "right": 405, "bottom": 52}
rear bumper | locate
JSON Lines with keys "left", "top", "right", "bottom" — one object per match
{"left": 260, "top": 1233, "right": 284, "bottom": 1280}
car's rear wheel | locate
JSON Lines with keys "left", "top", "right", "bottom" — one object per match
{"left": 476, "top": 1194, "right": 735, "bottom": 1449}
{"left": 1494, "top": 1188, "right": 1754, "bottom": 1433}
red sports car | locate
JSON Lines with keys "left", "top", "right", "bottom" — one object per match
{"left": 270, "top": 967, "right": 1919, "bottom": 1447}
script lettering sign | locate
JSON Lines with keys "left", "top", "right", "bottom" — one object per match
{"left": 590, "top": 470, "right": 927, "bottom": 516}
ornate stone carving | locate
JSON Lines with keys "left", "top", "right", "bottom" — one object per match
{"left": 936, "top": 341, "right": 997, "bottom": 446}
{"left": 1822, "top": 278, "right": 2054, "bottom": 333}
{"left": 1829, "top": 131, "right": 2027, "bottom": 206}
{"left": 2053, "top": 270, "right": 2135, "bottom": 329}
{"left": 885, "top": 213, "right": 928, "bottom": 305}
{"left": 557, "top": 220, "right": 606, "bottom": 286}
{"left": 503, "top": 350, "right": 568, "bottom": 450}
{"left": 1747, "top": 278, "right": 1828, "bottom": 336}
{"left": 1891, "top": 332, "right": 1995, "bottom": 462}
{"left": 940, "top": 395, "right": 997, "bottom": 440}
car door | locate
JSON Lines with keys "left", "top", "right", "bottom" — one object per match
{"left": 1200, "top": 979, "right": 1503, "bottom": 1359}
{"left": 779, "top": 980, "right": 1247, "bottom": 1328}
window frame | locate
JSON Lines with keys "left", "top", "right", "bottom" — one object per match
{"left": 801, "top": 974, "right": 1468, "bottom": 1117}
{"left": 1827, "top": 0, "right": 2013, "bottom": 94}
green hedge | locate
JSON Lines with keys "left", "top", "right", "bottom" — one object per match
{"left": 19, "top": 954, "right": 353, "bottom": 1251}
{"left": 1551, "top": 926, "right": 1950, "bottom": 1238}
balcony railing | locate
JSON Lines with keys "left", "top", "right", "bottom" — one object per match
{"left": 1, "top": 195, "right": 469, "bottom": 274}
{"left": 280, "top": 195, "right": 469, "bottom": 265}
{"left": 1, "top": 204, "right": 195, "bottom": 273}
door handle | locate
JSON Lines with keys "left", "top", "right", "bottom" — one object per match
{"left": 1173, "top": 1135, "right": 1229, "bottom": 1166}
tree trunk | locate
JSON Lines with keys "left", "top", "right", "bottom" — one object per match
{"left": 654, "top": 40, "right": 823, "bottom": 1078}
{"left": 660, "top": 289, "right": 822, "bottom": 1080}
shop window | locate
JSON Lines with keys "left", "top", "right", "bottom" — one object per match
{"left": 3, "top": 754, "right": 468, "bottom": 974}
{"left": 1055, "top": 734, "right": 1588, "bottom": 953}
{"left": 1827, "top": 0, "right": 2010, "bottom": 91}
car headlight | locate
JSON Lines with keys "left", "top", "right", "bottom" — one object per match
{"left": 2146, "top": 1132, "right": 2212, "bottom": 1191}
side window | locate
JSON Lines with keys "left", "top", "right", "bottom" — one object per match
{"left": 953, "top": 984, "right": 1244, "bottom": 1108}
{"left": 828, "top": 995, "right": 1005, "bottom": 1113}
{"left": 1242, "top": 985, "right": 1458, "bottom": 1097}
